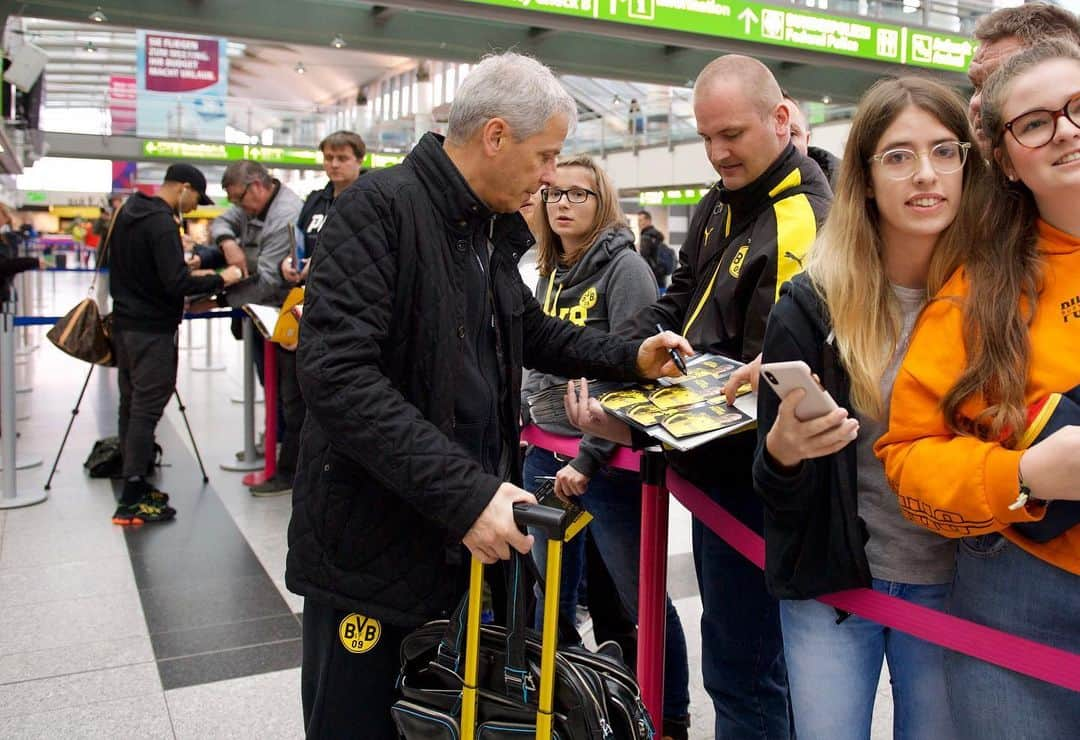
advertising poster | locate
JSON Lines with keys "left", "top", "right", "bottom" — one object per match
{"left": 108, "top": 75, "right": 136, "bottom": 135}
{"left": 135, "top": 30, "right": 228, "bottom": 140}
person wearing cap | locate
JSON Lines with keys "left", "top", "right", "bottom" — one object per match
{"left": 109, "top": 163, "right": 244, "bottom": 525}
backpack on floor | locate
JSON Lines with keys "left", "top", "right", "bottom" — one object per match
{"left": 84, "top": 436, "right": 162, "bottom": 479}
{"left": 84, "top": 436, "right": 123, "bottom": 478}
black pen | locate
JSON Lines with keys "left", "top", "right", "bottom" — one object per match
{"left": 656, "top": 323, "right": 688, "bottom": 375}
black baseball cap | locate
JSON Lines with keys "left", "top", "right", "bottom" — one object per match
{"left": 163, "top": 163, "right": 214, "bottom": 206}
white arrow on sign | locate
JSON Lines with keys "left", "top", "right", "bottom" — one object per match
{"left": 738, "top": 8, "right": 759, "bottom": 34}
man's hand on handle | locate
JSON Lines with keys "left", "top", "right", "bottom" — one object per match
{"left": 462, "top": 482, "right": 536, "bottom": 564}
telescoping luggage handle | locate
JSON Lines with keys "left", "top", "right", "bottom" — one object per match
{"left": 455, "top": 501, "right": 588, "bottom": 740}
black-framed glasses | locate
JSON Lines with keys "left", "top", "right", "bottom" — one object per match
{"left": 868, "top": 141, "right": 971, "bottom": 180}
{"left": 227, "top": 182, "right": 252, "bottom": 205}
{"left": 541, "top": 187, "right": 597, "bottom": 204}
{"left": 1004, "top": 94, "right": 1080, "bottom": 149}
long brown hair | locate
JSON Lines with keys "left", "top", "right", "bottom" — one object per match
{"left": 805, "top": 76, "right": 987, "bottom": 419}
{"left": 535, "top": 154, "right": 624, "bottom": 277}
{"left": 943, "top": 40, "right": 1080, "bottom": 444}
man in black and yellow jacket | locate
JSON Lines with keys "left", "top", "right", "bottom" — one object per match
{"left": 621, "top": 56, "right": 832, "bottom": 739}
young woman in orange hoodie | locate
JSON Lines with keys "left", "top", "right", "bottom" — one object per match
{"left": 876, "top": 40, "right": 1080, "bottom": 738}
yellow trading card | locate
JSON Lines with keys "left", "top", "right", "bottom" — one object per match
{"left": 648, "top": 385, "right": 704, "bottom": 410}
{"left": 600, "top": 389, "right": 649, "bottom": 410}
{"left": 661, "top": 407, "right": 748, "bottom": 438}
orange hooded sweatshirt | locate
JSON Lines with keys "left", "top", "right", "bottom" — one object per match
{"left": 875, "top": 219, "right": 1080, "bottom": 576}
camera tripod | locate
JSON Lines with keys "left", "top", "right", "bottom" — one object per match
{"left": 44, "top": 364, "right": 209, "bottom": 491}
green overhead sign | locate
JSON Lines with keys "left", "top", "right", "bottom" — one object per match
{"left": 463, "top": 0, "right": 974, "bottom": 73}
{"left": 141, "top": 141, "right": 406, "bottom": 169}
{"left": 639, "top": 187, "right": 712, "bottom": 206}
{"left": 141, "top": 140, "right": 322, "bottom": 165}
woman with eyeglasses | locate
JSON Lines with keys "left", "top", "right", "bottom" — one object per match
{"left": 876, "top": 40, "right": 1080, "bottom": 738}
{"left": 519, "top": 154, "right": 691, "bottom": 740}
{"left": 753, "top": 77, "right": 988, "bottom": 739}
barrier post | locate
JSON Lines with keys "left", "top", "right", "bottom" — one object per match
{"left": 0, "top": 299, "right": 46, "bottom": 508}
{"left": 220, "top": 318, "right": 263, "bottom": 471}
{"left": 191, "top": 315, "right": 225, "bottom": 372}
{"left": 243, "top": 340, "right": 277, "bottom": 486}
{"left": 637, "top": 446, "right": 669, "bottom": 729}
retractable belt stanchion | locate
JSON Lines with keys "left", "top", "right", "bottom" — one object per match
{"left": 220, "top": 318, "right": 263, "bottom": 471}
{"left": 191, "top": 315, "right": 225, "bottom": 372}
{"left": 0, "top": 298, "right": 45, "bottom": 508}
{"left": 243, "top": 340, "right": 277, "bottom": 486}
{"left": 637, "top": 446, "right": 669, "bottom": 730}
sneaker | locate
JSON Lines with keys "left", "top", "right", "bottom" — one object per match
{"left": 112, "top": 496, "right": 177, "bottom": 525}
{"left": 146, "top": 488, "right": 170, "bottom": 505}
{"left": 249, "top": 475, "right": 292, "bottom": 497}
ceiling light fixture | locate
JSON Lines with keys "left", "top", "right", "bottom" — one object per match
{"left": 295, "top": 62, "right": 306, "bottom": 75}
{"left": 85, "top": 40, "right": 97, "bottom": 53}
{"left": 89, "top": 6, "right": 107, "bottom": 23}
{"left": 821, "top": 94, "right": 832, "bottom": 105}
{"left": 331, "top": 35, "right": 346, "bottom": 49}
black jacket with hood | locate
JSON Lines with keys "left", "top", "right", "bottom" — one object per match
{"left": 109, "top": 192, "right": 224, "bottom": 334}
{"left": 287, "top": 133, "right": 645, "bottom": 627}
{"left": 752, "top": 273, "right": 872, "bottom": 599}
{"left": 521, "top": 225, "right": 658, "bottom": 477}
{"left": 622, "top": 143, "right": 832, "bottom": 486}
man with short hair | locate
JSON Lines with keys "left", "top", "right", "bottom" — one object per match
{"left": 281, "top": 129, "right": 366, "bottom": 285}
{"left": 783, "top": 92, "right": 840, "bottom": 188}
{"left": 637, "top": 209, "right": 671, "bottom": 287}
{"left": 968, "top": 2, "right": 1080, "bottom": 155}
{"left": 212, "top": 161, "right": 304, "bottom": 496}
{"left": 572, "top": 55, "right": 832, "bottom": 738}
{"left": 286, "top": 51, "right": 691, "bottom": 738}
{"left": 109, "top": 164, "right": 243, "bottom": 524}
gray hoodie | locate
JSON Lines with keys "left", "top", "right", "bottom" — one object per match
{"left": 522, "top": 225, "right": 657, "bottom": 477}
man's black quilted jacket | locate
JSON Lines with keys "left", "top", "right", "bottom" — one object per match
{"left": 286, "top": 133, "right": 643, "bottom": 627}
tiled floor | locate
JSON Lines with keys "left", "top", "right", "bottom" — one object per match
{"left": 0, "top": 270, "right": 895, "bottom": 738}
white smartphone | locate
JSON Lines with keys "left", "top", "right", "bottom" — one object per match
{"left": 760, "top": 360, "right": 839, "bottom": 421}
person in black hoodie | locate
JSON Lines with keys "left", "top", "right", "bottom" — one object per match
{"left": 784, "top": 92, "right": 841, "bottom": 190}
{"left": 109, "top": 164, "right": 243, "bottom": 524}
{"left": 754, "top": 78, "right": 983, "bottom": 738}
{"left": 566, "top": 55, "right": 832, "bottom": 739}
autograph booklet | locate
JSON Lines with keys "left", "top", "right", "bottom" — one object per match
{"left": 599, "top": 354, "right": 757, "bottom": 452}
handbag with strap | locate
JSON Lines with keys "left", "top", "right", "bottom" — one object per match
{"left": 46, "top": 206, "right": 120, "bottom": 366}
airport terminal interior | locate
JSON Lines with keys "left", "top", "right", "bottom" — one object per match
{"left": 0, "top": 1, "right": 1075, "bottom": 738}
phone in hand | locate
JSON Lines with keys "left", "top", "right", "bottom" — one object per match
{"left": 760, "top": 360, "right": 839, "bottom": 421}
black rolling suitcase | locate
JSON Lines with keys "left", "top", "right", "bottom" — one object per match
{"left": 392, "top": 489, "right": 655, "bottom": 739}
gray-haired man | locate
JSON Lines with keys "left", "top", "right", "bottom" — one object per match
{"left": 286, "top": 51, "right": 692, "bottom": 737}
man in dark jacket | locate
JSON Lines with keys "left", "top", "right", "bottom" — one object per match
{"left": 569, "top": 55, "right": 832, "bottom": 739}
{"left": 784, "top": 92, "right": 841, "bottom": 190}
{"left": 109, "top": 164, "right": 243, "bottom": 524}
{"left": 637, "top": 209, "right": 672, "bottom": 287}
{"left": 286, "top": 52, "right": 691, "bottom": 738}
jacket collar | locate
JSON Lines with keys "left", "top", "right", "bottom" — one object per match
{"left": 407, "top": 132, "right": 534, "bottom": 258}
{"left": 717, "top": 142, "right": 802, "bottom": 214}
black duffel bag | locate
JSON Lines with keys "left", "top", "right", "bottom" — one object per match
{"left": 393, "top": 552, "right": 654, "bottom": 739}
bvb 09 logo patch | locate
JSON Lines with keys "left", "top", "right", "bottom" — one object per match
{"left": 579, "top": 287, "right": 598, "bottom": 309}
{"left": 339, "top": 613, "right": 382, "bottom": 654}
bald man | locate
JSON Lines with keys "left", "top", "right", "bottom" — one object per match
{"left": 615, "top": 55, "right": 833, "bottom": 738}
{"left": 783, "top": 93, "right": 840, "bottom": 188}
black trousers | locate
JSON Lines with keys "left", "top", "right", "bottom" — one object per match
{"left": 301, "top": 598, "right": 411, "bottom": 740}
{"left": 115, "top": 329, "right": 177, "bottom": 482}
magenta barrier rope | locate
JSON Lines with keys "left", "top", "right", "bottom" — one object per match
{"left": 520, "top": 425, "right": 1080, "bottom": 693}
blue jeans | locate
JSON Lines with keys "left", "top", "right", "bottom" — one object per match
{"left": 523, "top": 447, "right": 691, "bottom": 722}
{"left": 781, "top": 580, "right": 956, "bottom": 740}
{"left": 946, "top": 533, "right": 1080, "bottom": 740}
{"left": 694, "top": 481, "right": 790, "bottom": 739}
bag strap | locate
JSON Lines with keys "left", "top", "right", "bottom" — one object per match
{"left": 89, "top": 203, "right": 123, "bottom": 294}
